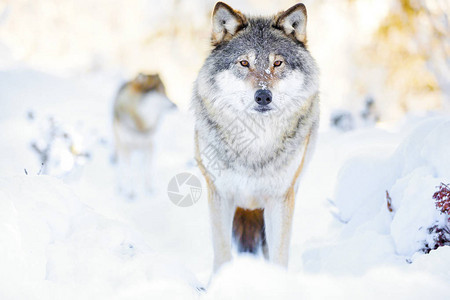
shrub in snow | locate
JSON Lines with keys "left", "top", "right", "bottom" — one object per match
{"left": 360, "top": 96, "right": 379, "bottom": 125}
{"left": 433, "top": 183, "right": 450, "bottom": 217}
{"left": 422, "top": 225, "right": 450, "bottom": 254}
{"left": 330, "top": 97, "right": 379, "bottom": 131}
{"left": 330, "top": 110, "right": 354, "bottom": 131}
{"left": 29, "top": 115, "right": 91, "bottom": 177}
{"left": 422, "top": 183, "right": 450, "bottom": 254}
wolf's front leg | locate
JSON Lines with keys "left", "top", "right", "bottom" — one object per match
{"left": 208, "top": 190, "right": 235, "bottom": 273}
{"left": 264, "top": 190, "right": 296, "bottom": 267}
{"left": 143, "top": 144, "right": 154, "bottom": 194}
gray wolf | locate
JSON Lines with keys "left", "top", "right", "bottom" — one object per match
{"left": 192, "top": 2, "right": 320, "bottom": 272}
{"left": 113, "top": 73, "right": 176, "bottom": 197}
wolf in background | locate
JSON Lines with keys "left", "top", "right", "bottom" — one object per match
{"left": 192, "top": 2, "right": 320, "bottom": 272}
{"left": 113, "top": 73, "right": 176, "bottom": 197}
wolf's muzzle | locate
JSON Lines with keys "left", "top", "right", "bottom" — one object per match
{"left": 254, "top": 89, "right": 272, "bottom": 106}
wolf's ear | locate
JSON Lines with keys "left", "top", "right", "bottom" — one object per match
{"left": 273, "top": 3, "right": 307, "bottom": 44}
{"left": 211, "top": 2, "right": 247, "bottom": 46}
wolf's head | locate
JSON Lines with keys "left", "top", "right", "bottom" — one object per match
{"left": 131, "top": 73, "right": 177, "bottom": 112}
{"left": 116, "top": 73, "right": 176, "bottom": 132}
{"left": 195, "top": 2, "right": 319, "bottom": 123}
{"left": 132, "top": 73, "right": 166, "bottom": 95}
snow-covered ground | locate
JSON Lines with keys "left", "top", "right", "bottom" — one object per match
{"left": 1, "top": 67, "right": 450, "bottom": 299}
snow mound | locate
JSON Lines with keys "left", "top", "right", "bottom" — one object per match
{"left": 205, "top": 256, "right": 450, "bottom": 300}
{"left": 333, "top": 117, "right": 450, "bottom": 258}
{"left": 0, "top": 175, "right": 199, "bottom": 299}
{"left": 206, "top": 257, "right": 301, "bottom": 300}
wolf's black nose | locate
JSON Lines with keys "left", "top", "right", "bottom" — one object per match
{"left": 254, "top": 89, "right": 272, "bottom": 106}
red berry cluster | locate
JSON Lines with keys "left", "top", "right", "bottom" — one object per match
{"left": 421, "top": 183, "right": 450, "bottom": 254}
{"left": 433, "top": 183, "right": 450, "bottom": 216}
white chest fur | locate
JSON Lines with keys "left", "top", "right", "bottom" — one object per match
{"left": 196, "top": 121, "right": 310, "bottom": 208}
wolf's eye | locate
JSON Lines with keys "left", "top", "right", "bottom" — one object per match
{"left": 274, "top": 60, "right": 283, "bottom": 67}
{"left": 240, "top": 60, "right": 249, "bottom": 67}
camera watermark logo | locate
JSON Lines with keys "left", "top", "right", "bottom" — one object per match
{"left": 167, "top": 172, "right": 202, "bottom": 207}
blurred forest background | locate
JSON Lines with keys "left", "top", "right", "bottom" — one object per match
{"left": 0, "top": 0, "right": 449, "bottom": 126}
